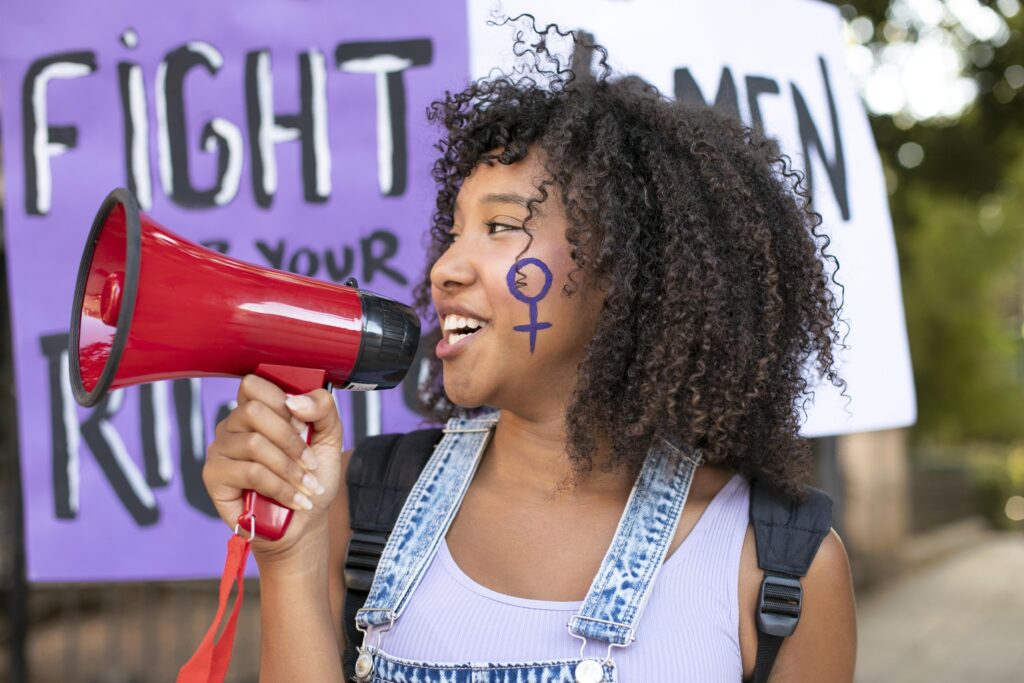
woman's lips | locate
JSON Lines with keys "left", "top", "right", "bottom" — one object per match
{"left": 435, "top": 325, "right": 487, "bottom": 360}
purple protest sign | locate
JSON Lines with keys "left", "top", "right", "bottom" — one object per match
{"left": 0, "top": 0, "right": 468, "bottom": 581}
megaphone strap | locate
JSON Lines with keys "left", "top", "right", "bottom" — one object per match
{"left": 176, "top": 530, "right": 253, "bottom": 682}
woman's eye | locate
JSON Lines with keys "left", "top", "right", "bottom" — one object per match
{"left": 487, "top": 221, "right": 522, "bottom": 234}
{"left": 441, "top": 222, "right": 521, "bottom": 245}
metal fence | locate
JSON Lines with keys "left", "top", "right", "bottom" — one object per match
{"left": 3, "top": 581, "right": 263, "bottom": 683}
{"left": 908, "top": 463, "right": 976, "bottom": 533}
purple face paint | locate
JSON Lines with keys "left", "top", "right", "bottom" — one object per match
{"left": 506, "top": 257, "right": 553, "bottom": 353}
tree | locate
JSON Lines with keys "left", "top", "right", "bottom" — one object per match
{"left": 839, "top": 0, "right": 1024, "bottom": 442}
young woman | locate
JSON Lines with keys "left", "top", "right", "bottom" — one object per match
{"left": 202, "top": 20, "right": 856, "bottom": 682}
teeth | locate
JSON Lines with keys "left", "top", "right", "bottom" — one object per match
{"left": 443, "top": 313, "right": 488, "bottom": 331}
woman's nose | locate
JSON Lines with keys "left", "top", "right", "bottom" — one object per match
{"left": 430, "top": 239, "right": 477, "bottom": 291}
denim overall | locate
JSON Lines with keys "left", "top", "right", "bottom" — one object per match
{"left": 352, "top": 411, "right": 701, "bottom": 683}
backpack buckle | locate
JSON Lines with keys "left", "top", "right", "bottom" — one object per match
{"left": 757, "top": 573, "right": 802, "bottom": 637}
{"left": 344, "top": 530, "right": 389, "bottom": 592}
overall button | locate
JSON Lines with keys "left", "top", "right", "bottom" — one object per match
{"left": 574, "top": 659, "right": 604, "bottom": 683}
{"left": 354, "top": 650, "right": 374, "bottom": 681}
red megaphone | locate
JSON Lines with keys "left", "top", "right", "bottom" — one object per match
{"left": 69, "top": 188, "right": 420, "bottom": 540}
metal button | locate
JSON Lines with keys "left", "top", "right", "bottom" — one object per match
{"left": 574, "top": 658, "right": 604, "bottom": 683}
{"left": 354, "top": 650, "right": 374, "bottom": 681}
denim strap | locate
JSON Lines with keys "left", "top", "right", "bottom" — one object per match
{"left": 355, "top": 412, "right": 499, "bottom": 630}
{"left": 568, "top": 439, "right": 701, "bottom": 647}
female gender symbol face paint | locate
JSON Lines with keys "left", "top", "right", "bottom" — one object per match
{"left": 506, "top": 257, "right": 553, "bottom": 353}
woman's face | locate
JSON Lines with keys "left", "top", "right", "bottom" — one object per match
{"left": 429, "top": 150, "right": 605, "bottom": 416}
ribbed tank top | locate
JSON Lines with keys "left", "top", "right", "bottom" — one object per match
{"left": 375, "top": 473, "right": 750, "bottom": 682}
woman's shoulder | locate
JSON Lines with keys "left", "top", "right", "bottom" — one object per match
{"left": 688, "top": 464, "right": 746, "bottom": 505}
{"left": 710, "top": 465, "right": 855, "bottom": 680}
{"left": 736, "top": 486, "right": 856, "bottom": 681}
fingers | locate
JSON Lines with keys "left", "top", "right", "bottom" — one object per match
{"left": 209, "top": 430, "right": 324, "bottom": 508}
{"left": 210, "top": 375, "right": 328, "bottom": 512}
{"left": 204, "top": 375, "right": 342, "bottom": 533}
{"left": 235, "top": 374, "right": 290, "bottom": 419}
{"left": 284, "top": 389, "right": 343, "bottom": 449}
{"left": 233, "top": 374, "right": 330, "bottom": 443}
{"left": 204, "top": 446, "right": 315, "bottom": 513}
{"left": 224, "top": 395, "right": 318, "bottom": 471}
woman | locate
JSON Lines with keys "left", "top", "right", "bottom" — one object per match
{"left": 202, "top": 19, "right": 856, "bottom": 682}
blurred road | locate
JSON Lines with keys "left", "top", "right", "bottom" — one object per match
{"left": 855, "top": 532, "right": 1024, "bottom": 683}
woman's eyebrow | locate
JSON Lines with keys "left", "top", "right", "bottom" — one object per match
{"left": 455, "top": 192, "right": 541, "bottom": 215}
{"left": 480, "top": 192, "right": 535, "bottom": 207}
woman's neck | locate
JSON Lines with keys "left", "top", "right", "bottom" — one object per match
{"left": 475, "top": 408, "right": 635, "bottom": 501}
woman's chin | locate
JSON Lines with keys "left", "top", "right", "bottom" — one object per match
{"left": 441, "top": 379, "right": 487, "bottom": 409}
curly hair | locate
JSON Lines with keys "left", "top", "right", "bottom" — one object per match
{"left": 411, "top": 16, "right": 848, "bottom": 499}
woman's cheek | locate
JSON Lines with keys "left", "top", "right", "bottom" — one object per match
{"left": 503, "top": 256, "right": 557, "bottom": 355}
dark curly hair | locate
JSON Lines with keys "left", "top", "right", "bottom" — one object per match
{"left": 411, "top": 16, "right": 848, "bottom": 499}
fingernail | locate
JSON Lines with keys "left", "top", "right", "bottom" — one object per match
{"left": 291, "top": 417, "right": 306, "bottom": 433}
{"left": 300, "top": 448, "right": 318, "bottom": 471}
{"left": 285, "top": 395, "right": 313, "bottom": 412}
{"left": 293, "top": 492, "right": 313, "bottom": 510}
{"left": 302, "top": 472, "right": 325, "bottom": 496}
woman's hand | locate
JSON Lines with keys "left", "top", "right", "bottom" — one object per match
{"left": 202, "top": 373, "right": 345, "bottom": 562}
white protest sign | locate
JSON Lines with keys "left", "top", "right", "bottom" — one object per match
{"left": 468, "top": 0, "right": 917, "bottom": 436}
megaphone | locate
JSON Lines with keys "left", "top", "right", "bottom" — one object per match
{"left": 69, "top": 188, "right": 420, "bottom": 540}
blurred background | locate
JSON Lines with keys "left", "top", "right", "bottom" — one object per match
{"left": 820, "top": 1, "right": 1024, "bottom": 680}
{"left": 1, "top": 1, "right": 1023, "bottom": 681}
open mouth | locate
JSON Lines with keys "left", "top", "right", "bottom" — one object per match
{"left": 443, "top": 313, "right": 488, "bottom": 345}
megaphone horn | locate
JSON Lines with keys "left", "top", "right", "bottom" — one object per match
{"left": 70, "top": 188, "right": 421, "bottom": 540}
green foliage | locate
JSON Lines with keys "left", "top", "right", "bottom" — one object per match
{"left": 897, "top": 171, "right": 1024, "bottom": 441}
{"left": 840, "top": 1, "right": 1024, "bottom": 443}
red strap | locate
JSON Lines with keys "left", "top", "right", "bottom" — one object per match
{"left": 176, "top": 533, "right": 252, "bottom": 682}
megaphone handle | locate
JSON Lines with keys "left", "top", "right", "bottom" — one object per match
{"left": 239, "top": 364, "right": 330, "bottom": 541}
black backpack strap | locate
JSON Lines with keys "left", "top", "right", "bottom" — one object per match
{"left": 748, "top": 480, "right": 833, "bottom": 683}
{"left": 342, "top": 427, "right": 443, "bottom": 680}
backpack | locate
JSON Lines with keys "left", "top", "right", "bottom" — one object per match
{"left": 342, "top": 428, "right": 833, "bottom": 683}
